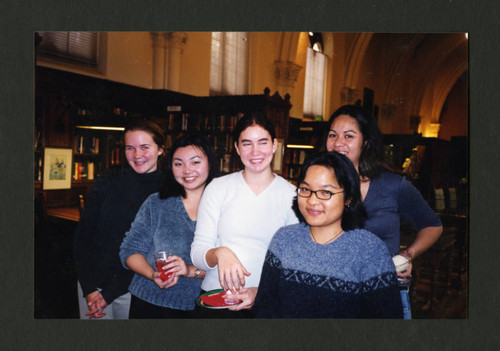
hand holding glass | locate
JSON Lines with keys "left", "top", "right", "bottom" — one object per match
{"left": 154, "top": 250, "right": 174, "bottom": 281}
{"left": 224, "top": 289, "right": 241, "bottom": 305}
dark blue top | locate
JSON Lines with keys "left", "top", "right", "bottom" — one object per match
{"left": 363, "top": 172, "right": 442, "bottom": 256}
{"left": 73, "top": 167, "right": 161, "bottom": 304}
{"left": 120, "top": 194, "right": 202, "bottom": 311}
{"left": 253, "top": 223, "right": 403, "bottom": 318}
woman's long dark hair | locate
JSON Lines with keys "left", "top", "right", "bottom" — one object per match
{"left": 292, "top": 151, "right": 366, "bottom": 230}
{"left": 159, "top": 134, "right": 219, "bottom": 199}
{"left": 319, "top": 105, "right": 388, "bottom": 179}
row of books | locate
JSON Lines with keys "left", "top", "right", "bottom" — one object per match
{"left": 166, "top": 113, "right": 243, "bottom": 132}
{"left": 75, "top": 134, "right": 100, "bottom": 154}
{"left": 218, "top": 152, "right": 241, "bottom": 174}
{"left": 73, "top": 161, "right": 96, "bottom": 180}
{"left": 286, "top": 149, "right": 307, "bottom": 165}
{"left": 110, "top": 147, "right": 122, "bottom": 166}
{"left": 35, "top": 156, "right": 42, "bottom": 181}
{"left": 165, "top": 133, "right": 236, "bottom": 154}
{"left": 77, "top": 107, "right": 128, "bottom": 118}
{"left": 286, "top": 166, "right": 303, "bottom": 180}
{"left": 212, "top": 134, "right": 235, "bottom": 153}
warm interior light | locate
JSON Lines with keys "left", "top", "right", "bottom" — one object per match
{"left": 286, "top": 144, "right": 315, "bottom": 149}
{"left": 465, "top": 33, "right": 468, "bottom": 39}
{"left": 76, "top": 125, "right": 125, "bottom": 131}
{"left": 421, "top": 123, "right": 441, "bottom": 138}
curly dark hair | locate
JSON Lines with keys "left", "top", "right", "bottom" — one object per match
{"left": 318, "top": 104, "right": 388, "bottom": 179}
{"left": 292, "top": 151, "right": 366, "bottom": 230}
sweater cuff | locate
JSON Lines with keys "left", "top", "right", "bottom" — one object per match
{"left": 78, "top": 279, "right": 98, "bottom": 297}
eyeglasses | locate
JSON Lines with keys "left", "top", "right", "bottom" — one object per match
{"left": 296, "top": 187, "right": 344, "bottom": 200}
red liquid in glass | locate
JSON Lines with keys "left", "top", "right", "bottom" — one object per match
{"left": 156, "top": 260, "right": 173, "bottom": 281}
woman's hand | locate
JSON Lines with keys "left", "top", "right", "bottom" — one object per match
{"left": 226, "top": 287, "right": 258, "bottom": 311}
{"left": 85, "top": 290, "right": 108, "bottom": 319}
{"left": 214, "top": 247, "right": 251, "bottom": 291}
{"left": 397, "top": 248, "right": 414, "bottom": 283}
{"left": 151, "top": 255, "right": 190, "bottom": 288}
{"left": 151, "top": 269, "right": 179, "bottom": 289}
{"left": 163, "top": 255, "right": 190, "bottom": 278}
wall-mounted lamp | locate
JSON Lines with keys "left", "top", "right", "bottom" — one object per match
{"left": 76, "top": 126, "right": 125, "bottom": 131}
{"left": 286, "top": 144, "right": 315, "bottom": 149}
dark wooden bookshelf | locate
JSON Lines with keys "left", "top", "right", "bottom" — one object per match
{"left": 35, "top": 66, "right": 292, "bottom": 210}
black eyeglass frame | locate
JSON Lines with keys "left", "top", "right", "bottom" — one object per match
{"left": 296, "top": 187, "right": 344, "bottom": 200}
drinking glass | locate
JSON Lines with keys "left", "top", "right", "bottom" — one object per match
{"left": 154, "top": 250, "right": 174, "bottom": 281}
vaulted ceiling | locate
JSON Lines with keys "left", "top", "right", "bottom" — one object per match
{"left": 276, "top": 32, "right": 468, "bottom": 137}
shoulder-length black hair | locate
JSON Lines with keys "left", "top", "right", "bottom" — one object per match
{"left": 159, "top": 134, "right": 219, "bottom": 199}
{"left": 292, "top": 151, "right": 366, "bottom": 230}
{"left": 318, "top": 104, "right": 388, "bottom": 179}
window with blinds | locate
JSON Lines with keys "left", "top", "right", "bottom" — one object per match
{"left": 303, "top": 33, "right": 326, "bottom": 120}
{"left": 36, "top": 32, "right": 98, "bottom": 66}
{"left": 210, "top": 32, "right": 249, "bottom": 96}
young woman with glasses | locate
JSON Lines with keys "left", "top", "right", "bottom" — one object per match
{"left": 253, "top": 151, "right": 403, "bottom": 318}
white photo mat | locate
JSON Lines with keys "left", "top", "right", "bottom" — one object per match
{"left": 42, "top": 147, "right": 73, "bottom": 190}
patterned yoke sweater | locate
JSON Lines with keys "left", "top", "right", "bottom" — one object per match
{"left": 253, "top": 223, "right": 403, "bottom": 319}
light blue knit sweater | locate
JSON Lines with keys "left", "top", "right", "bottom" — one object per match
{"left": 120, "top": 194, "right": 202, "bottom": 311}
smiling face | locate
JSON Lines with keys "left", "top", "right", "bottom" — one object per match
{"left": 326, "top": 114, "right": 365, "bottom": 171}
{"left": 124, "top": 130, "right": 163, "bottom": 174}
{"left": 172, "top": 145, "right": 210, "bottom": 193}
{"left": 234, "top": 124, "right": 277, "bottom": 175}
{"left": 298, "top": 165, "right": 345, "bottom": 235}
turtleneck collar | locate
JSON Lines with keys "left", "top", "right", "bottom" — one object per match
{"left": 127, "top": 167, "right": 161, "bottom": 183}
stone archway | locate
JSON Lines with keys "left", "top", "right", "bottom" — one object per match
{"left": 414, "top": 36, "right": 468, "bottom": 136}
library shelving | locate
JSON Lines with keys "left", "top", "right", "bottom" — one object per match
{"left": 35, "top": 66, "right": 292, "bottom": 209}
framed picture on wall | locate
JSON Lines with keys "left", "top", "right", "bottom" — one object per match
{"left": 272, "top": 138, "right": 284, "bottom": 173}
{"left": 42, "top": 148, "right": 73, "bottom": 190}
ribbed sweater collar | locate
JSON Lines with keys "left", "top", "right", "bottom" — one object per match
{"left": 126, "top": 167, "right": 161, "bottom": 183}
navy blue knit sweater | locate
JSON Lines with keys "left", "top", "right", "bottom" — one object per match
{"left": 73, "top": 167, "right": 161, "bottom": 305}
{"left": 253, "top": 223, "right": 403, "bottom": 318}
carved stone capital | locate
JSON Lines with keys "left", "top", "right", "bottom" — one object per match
{"left": 381, "top": 103, "right": 397, "bottom": 120}
{"left": 150, "top": 32, "right": 166, "bottom": 49}
{"left": 340, "top": 87, "right": 360, "bottom": 104}
{"left": 274, "top": 61, "right": 302, "bottom": 87}
{"left": 165, "top": 32, "right": 188, "bottom": 49}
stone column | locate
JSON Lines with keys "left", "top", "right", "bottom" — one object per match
{"left": 165, "top": 32, "right": 188, "bottom": 91}
{"left": 340, "top": 86, "right": 360, "bottom": 105}
{"left": 273, "top": 61, "right": 302, "bottom": 97}
{"left": 150, "top": 32, "right": 166, "bottom": 89}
